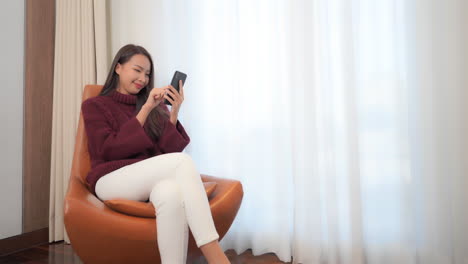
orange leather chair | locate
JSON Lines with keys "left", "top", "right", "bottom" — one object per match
{"left": 64, "top": 85, "right": 243, "bottom": 264}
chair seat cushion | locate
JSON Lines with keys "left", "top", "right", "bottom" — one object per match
{"left": 103, "top": 182, "right": 217, "bottom": 218}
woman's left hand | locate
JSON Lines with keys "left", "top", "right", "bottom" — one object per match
{"left": 165, "top": 80, "right": 185, "bottom": 125}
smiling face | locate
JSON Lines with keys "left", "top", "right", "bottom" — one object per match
{"left": 115, "top": 54, "right": 151, "bottom": 95}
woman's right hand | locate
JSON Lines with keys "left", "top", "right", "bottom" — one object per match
{"left": 144, "top": 86, "right": 169, "bottom": 110}
{"left": 137, "top": 86, "right": 170, "bottom": 126}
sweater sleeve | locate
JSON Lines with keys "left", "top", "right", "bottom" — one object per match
{"left": 81, "top": 99, "right": 154, "bottom": 161}
{"left": 156, "top": 104, "right": 190, "bottom": 153}
{"left": 157, "top": 119, "right": 191, "bottom": 153}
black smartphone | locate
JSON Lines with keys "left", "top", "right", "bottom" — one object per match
{"left": 165, "top": 71, "right": 187, "bottom": 105}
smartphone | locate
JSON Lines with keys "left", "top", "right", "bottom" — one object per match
{"left": 165, "top": 71, "right": 187, "bottom": 105}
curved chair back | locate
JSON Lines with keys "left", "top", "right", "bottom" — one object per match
{"left": 70, "top": 85, "right": 104, "bottom": 185}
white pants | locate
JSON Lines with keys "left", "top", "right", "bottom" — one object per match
{"left": 95, "top": 152, "right": 219, "bottom": 264}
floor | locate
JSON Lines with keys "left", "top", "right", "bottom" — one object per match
{"left": 0, "top": 241, "right": 291, "bottom": 264}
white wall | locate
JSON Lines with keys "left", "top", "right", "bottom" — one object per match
{"left": 108, "top": 0, "right": 175, "bottom": 87}
{"left": 0, "top": 0, "right": 24, "bottom": 239}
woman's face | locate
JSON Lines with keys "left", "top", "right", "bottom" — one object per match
{"left": 115, "top": 54, "right": 151, "bottom": 95}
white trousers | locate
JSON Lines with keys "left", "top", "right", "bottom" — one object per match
{"left": 95, "top": 152, "right": 219, "bottom": 264}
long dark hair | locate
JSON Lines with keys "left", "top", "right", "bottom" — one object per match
{"left": 100, "top": 44, "right": 169, "bottom": 141}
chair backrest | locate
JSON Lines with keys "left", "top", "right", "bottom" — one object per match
{"left": 70, "top": 85, "right": 104, "bottom": 184}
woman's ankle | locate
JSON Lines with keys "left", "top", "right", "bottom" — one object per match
{"left": 200, "top": 240, "right": 229, "bottom": 264}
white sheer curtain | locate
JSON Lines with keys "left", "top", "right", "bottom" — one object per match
{"left": 109, "top": 0, "right": 468, "bottom": 263}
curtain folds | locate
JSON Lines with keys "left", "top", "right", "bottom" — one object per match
{"left": 49, "top": 0, "right": 108, "bottom": 243}
{"left": 108, "top": 0, "right": 468, "bottom": 263}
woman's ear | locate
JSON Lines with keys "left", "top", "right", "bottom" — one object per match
{"left": 115, "top": 63, "right": 122, "bottom": 75}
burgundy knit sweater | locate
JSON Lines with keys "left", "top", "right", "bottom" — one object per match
{"left": 81, "top": 89, "right": 190, "bottom": 195}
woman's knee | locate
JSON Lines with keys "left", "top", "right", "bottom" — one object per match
{"left": 149, "top": 179, "right": 183, "bottom": 210}
{"left": 174, "top": 152, "right": 194, "bottom": 164}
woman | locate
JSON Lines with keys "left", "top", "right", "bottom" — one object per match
{"left": 81, "top": 44, "right": 229, "bottom": 264}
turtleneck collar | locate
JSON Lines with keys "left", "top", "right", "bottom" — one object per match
{"left": 110, "top": 89, "right": 138, "bottom": 105}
